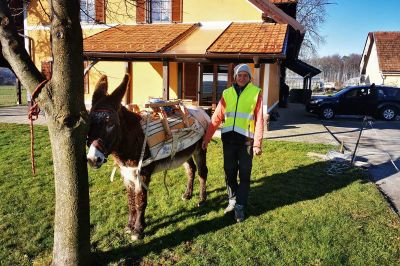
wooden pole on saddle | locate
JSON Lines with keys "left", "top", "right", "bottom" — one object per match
{"left": 145, "top": 100, "right": 191, "bottom": 138}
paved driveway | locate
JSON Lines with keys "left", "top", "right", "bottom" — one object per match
{"left": 266, "top": 104, "right": 400, "bottom": 214}
{"left": 0, "top": 105, "right": 47, "bottom": 125}
{"left": 322, "top": 117, "right": 400, "bottom": 213}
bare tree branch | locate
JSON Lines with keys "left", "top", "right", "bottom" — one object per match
{"left": 297, "top": 0, "right": 337, "bottom": 58}
{"left": 0, "top": 1, "right": 44, "bottom": 94}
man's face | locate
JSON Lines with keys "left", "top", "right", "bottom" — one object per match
{"left": 236, "top": 71, "right": 250, "bottom": 87}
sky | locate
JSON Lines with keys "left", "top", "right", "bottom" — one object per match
{"left": 317, "top": 0, "right": 400, "bottom": 57}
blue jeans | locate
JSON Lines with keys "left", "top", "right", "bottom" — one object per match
{"left": 223, "top": 143, "right": 253, "bottom": 206}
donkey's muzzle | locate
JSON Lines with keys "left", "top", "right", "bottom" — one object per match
{"left": 87, "top": 142, "right": 107, "bottom": 169}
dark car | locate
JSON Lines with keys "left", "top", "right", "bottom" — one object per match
{"left": 306, "top": 85, "right": 400, "bottom": 121}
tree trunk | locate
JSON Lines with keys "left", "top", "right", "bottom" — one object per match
{"left": 0, "top": 1, "right": 91, "bottom": 264}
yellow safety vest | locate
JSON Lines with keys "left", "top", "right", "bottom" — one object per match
{"left": 222, "top": 83, "right": 261, "bottom": 138}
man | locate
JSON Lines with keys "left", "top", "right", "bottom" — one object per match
{"left": 202, "top": 64, "right": 264, "bottom": 222}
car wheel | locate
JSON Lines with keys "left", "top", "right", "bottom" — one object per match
{"left": 320, "top": 106, "right": 335, "bottom": 119}
{"left": 381, "top": 106, "right": 397, "bottom": 121}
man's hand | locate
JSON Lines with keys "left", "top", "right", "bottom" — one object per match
{"left": 253, "top": 146, "right": 262, "bottom": 156}
{"left": 202, "top": 141, "right": 208, "bottom": 150}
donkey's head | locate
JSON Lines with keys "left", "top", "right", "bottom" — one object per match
{"left": 87, "top": 74, "right": 130, "bottom": 168}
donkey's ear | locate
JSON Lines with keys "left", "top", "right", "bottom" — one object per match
{"left": 110, "top": 74, "right": 130, "bottom": 108}
{"left": 92, "top": 75, "right": 108, "bottom": 105}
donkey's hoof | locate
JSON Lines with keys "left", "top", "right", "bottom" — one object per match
{"left": 197, "top": 200, "right": 206, "bottom": 207}
{"left": 131, "top": 231, "right": 144, "bottom": 241}
{"left": 124, "top": 226, "right": 133, "bottom": 234}
{"left": 181, "top": 193, "right": 193, "bottom": 201}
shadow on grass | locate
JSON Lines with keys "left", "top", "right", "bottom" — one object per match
{"left": 93, "top": 160, "right": 364, "bottom": 265}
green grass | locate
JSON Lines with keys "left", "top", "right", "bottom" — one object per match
{"left": 1, "top": 123, "right": 400, "bottom": 265}
{"left": 0, "top": 85, "right": 27, "bottom": 106}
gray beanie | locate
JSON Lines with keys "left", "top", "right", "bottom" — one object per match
{"left": 234, "top": 64, "right": 252, "bottom": 80}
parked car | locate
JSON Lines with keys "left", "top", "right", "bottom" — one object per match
{"left": 306, "top": 85, "right": 400, "bottom": 120}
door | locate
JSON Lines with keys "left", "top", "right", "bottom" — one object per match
{"left": 362, "top": 87, "right": 378, "bottom": 115}
{"left": 183, "top": 62, "right": 198, "bottom": 102}
{"left": 338, "top": 87, "right": 377, "bottom": 115}
{"left": 337, "top": 88, "right": 364, "bottom": 115}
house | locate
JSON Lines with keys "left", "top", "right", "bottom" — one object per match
{"left": 360, "top": 32, "right": 400, "bottom": 87}
{"left": 22, "top": 0, "right": 317, "bottom": 118}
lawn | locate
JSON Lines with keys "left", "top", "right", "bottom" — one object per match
{"left": 0, "top": 85, "right": 27, "bottom": 106}
{"left": 0, "top": 123, "right": 399, "bottom": 265}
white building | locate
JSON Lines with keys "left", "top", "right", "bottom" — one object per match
{"left": 360, "top": 32, "right": 400, "bottom": 87}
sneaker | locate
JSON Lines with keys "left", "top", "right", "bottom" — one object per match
{"left": 234, "top": 204, "right": 245, "bottom": 223}
{"left": 224, "top": 199, "right": 236, "bottom": 214}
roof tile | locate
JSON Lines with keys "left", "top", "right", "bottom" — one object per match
{"left": 83, "top": 24, "right": 196, "bottom": 53}
{"left": 207, "top": 23, "right": 288, "bottom": 54}
{"left": 374, "top": 32, "right": 400, "bottom": 72}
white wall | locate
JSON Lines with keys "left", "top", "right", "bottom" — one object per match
{"left": 383, "top": 75, "right": 400, "bottom": 87}
{"left": 365, "top": 42, "right": 384, "bottom": 85}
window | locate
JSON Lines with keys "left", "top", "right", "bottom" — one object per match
{"left": 344, "top": 89, "right": 358, "bottom": 99}
{"left": 80, "top": 0, "right": 95, "bottom": 23}
{"left": 200, "top": 65, "right": 228, "bottom": 106}
{"left": 137, "top": 0, "right": 181, "bottom": 24}
{"left": 379, "top": 87, "right": 400, "bottom": 100}
{"left": 148, "top": 0, "right": 171, "bottom": 23}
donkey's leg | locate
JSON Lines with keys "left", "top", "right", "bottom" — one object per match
{"left": 131, "top": 175, "right": 149, "bottom": 241}
{"left": 125, "top": 184, "right": 137, "bottom": 234}
{"left": 182, "top": 158, "right": 196, "bottom": 201}
{"left": 193, "top": 144, "right": 208, "bottom": 206}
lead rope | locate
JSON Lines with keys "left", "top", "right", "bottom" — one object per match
{"left": 28, "top": 79, "right": 49, "bottom": 175}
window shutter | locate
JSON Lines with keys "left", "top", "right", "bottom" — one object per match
{"left": 95, "top": 0, "right": 106, "bottom": 23}
{"left": 136, "top": 0, "right": 146, "bottom": 23}
{"left": 171, "top": 0, "right": 182, "bottom": 23}
{"left": 183, "top": 63, "right": 198, "bottom": 100}
{"left": 41, "top": 61, "right": 52, "bottom": 80}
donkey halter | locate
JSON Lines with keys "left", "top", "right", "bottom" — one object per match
{"left": 89, "top": 109, "right": 116, "bottom": 156}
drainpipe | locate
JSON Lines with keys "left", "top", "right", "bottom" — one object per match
{"left": 18, "top": 33, "right": 33, "bottom": 62}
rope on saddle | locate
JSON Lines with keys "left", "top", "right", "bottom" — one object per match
{"left": 28, "top": 79, "right": 49, "bottom": 175}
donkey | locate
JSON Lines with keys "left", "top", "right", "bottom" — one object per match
{"left": 86, "top": 74, "right": 209, "bottom": 240}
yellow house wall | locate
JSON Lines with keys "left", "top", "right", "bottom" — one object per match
{"left": 84, "top": 62, "right": 127, "bottom": 104}
{"left": 27, "top": 30, "right": 51, "bottom": 67}
{"left": 27, "top": 0, "right": 135, "bottom": 25}
{"left": 28, "top": 0, "right": 262, "bottom": 25}
{"left": 384, "top": 75, "right": 400, "bottom": 87}
{"left": 131, "top": 62, "right": 178, "bottom": 107}
{"left": 183, "top": 0, "right": 262, "bottom": 22}
{"left": 27, "top": 0, "right": 50, "bottom": 25}
{"left": 267, "top": 63, "right": 280, "bottom": 108}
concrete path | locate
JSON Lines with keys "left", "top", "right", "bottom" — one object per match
{"left": 0, "top": 105, "right": 47, "bottom": 125}
{"left": 264, "top": 104, "right": 337, "bottom": 145}
{"left": 322, "top": 118, "right": 400, "bottom": 213}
